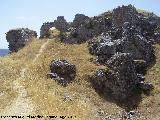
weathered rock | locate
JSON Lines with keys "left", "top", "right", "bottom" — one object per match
{"left": 153, "top": 32, "right": 160, "bottom": 43}
{"left": 49, "top": 60, "right": 76, "bottom": 86}
{"left": 40, "top": 22, "right": 54, "bottom": 38}
{"left": 122, "top": 110, "right": 139, "bottom": 120}
{"left": 6, "top": 28, "right": 37, "bottom": 52}
{"left": 54, "top": 16, "right": 69, "bottom": 32}
{"left": 105, "top": 53, "right": 140, "bottom": 100}
{"left": 91, "top": 53, "right": 141, "bottom": 101}
{"left": 121, "top": 34, "right": 155, "bottom": 65}
{"left": 137, "top": 17, "right": 157, "bottom": 39}
{"left": 59, "top": 14, "right": 112, "bottom": 43}
{"left": 133, "top": 60, "right": 147, "bottom": 74}
{"left": 71, "top": 14, "right": 90, "bottom": 28}
{"left": 138, "top": 81, "right": 154, "bottom": 91}
{"left": 40, "top": 16, "right": 69, "bottom": 38}
{"left": 112, "top": 4, "right": 138, "bottom": 27}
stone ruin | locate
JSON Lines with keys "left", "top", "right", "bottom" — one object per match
{"left": 40, "top": 13, "right": 112, "bottom": 43}
{"left": 112, "top": 4, "right": 138, "bottom": 27}
{"left": 40, "top": 22, "right": 54, "bottom": 38}
{"left": 42, "top": 4, "right": 160, "bottom": 101}
{"left": 89, "top": 5, "right": 159, "bottom": 101}
{"left": 54, "top": 16, "right": 69, "bottom": 32}
{"left": 6, "top": 28, "right": 37, "bottom": 52}
{"left": 40, "top": 16, "right": 69, "bottom": 38}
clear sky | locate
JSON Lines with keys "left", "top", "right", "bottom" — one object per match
{"left": 0, "top": 0, "right": 160, "bottom": 49}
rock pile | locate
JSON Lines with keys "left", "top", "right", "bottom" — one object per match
{"left": 6, "top": 28, "right": 37, "bottom": 52}
{"left": 89, "top": 5, "right": 159, "bottom": 101}
{"left": 48, "top": 60, "right": 76, "bottom": 86}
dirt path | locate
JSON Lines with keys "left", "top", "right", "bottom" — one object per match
{"left": 0, "top": 40, "right": 49, "bottom": 119}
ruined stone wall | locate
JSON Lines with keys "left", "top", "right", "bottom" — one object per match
{"left": 54, "top": 16, "right": 69, "bottom": 32}
{"left": 40, "top": 16, "right": 69, "bottom": 38}
{"left": 6, "top": 28, "right": 37, "bottom": 52}
{"left": 40, "top": 22, "right": 54, "bottom": 38}
{"left": 112, "top": 4, "right": 138, "bottom": 27}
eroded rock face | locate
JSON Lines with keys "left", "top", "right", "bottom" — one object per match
{"left": 6, "top": 28, "right": 37, "bottom": 52}
{"left": 61, "top": 15, "right": 112, "bottom": 43}
{"left": 40, "top": 13, "right": 112, "bottom": 43}
{"left": 89, "top": 21, "right": 155, "bottom": 65}
{"left": 48, "top": 60, "right": 76, "bottom": 86}
{"left": 112, "top": 4, "right": 138, "bottom": 27}
{"left": 54, "top": 16, "right": 69, "bottom": 32}
{"left": 91, "top": 53, "right": 140, "bottom": 101}
{"left": 71, "top": 14, "right": 90, "bottom": 28}
{"left": 105, "top": 53, "right": 140, "bottom": 100}
{"left": 89, "top": 5, "right": 160, "bottom": 101}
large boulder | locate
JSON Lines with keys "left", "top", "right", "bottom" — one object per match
{"left": 6, "top": 28, "right": 37, "bottom": 52}
{"left": 48, "top": 60, "right": 76, "bottom": 86}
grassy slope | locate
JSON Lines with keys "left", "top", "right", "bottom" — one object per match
{"left": 0, "top": 37, "right": 160, "bottom": 119}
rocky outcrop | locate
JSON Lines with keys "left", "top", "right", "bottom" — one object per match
{"left": 91, "top": 53, "right": 140, "bottom": 101}
{"left": 60, "top": 14, "right": 112, "bottom": 43}
{"left": 54, "top": 16, "right": 69, "bottom": 32}
{"left": 71, "top": 14, "right": 90, "bottom": 28}
{"left": 6, "top": 28, "right": 37, "bottom": 52}
{"left": 40, "top": 16, "right": 69, "bottom": 38}
{"left": 112, "top": 4, "right": 138, "bottom": 27}
{"left": 40, "top": 22, "right": 54, "bottom": 38}
{"left": 40, "top": 13, "right": 112, "bottom": 43}
{"left": 89, "top": 5, "right": 159, "bottom": 101}
{"left": 48, "top": 60, "right": 76, "bottom": 86}
{"left": 105, "top": 53, "right": 140, "bottom": 100}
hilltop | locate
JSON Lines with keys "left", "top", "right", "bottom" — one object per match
{"left": 0, "top": 4, "right": 160, "bottom": 120}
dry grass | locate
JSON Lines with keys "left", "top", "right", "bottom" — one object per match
{"left": 0, "top": 36, "right": 160, "bottom": 119}
{"left": 0, "top": 38, "right": 47, "bottom": 111}
{"left": 138, "top": 44, "right": 160, "bottom": 120}
{"left": 22, "top": 39, "right": 109, "bottom": 120}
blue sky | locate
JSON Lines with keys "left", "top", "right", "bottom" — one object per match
{"left": 0, "top": 0, "right": 160, "bottom": 49}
